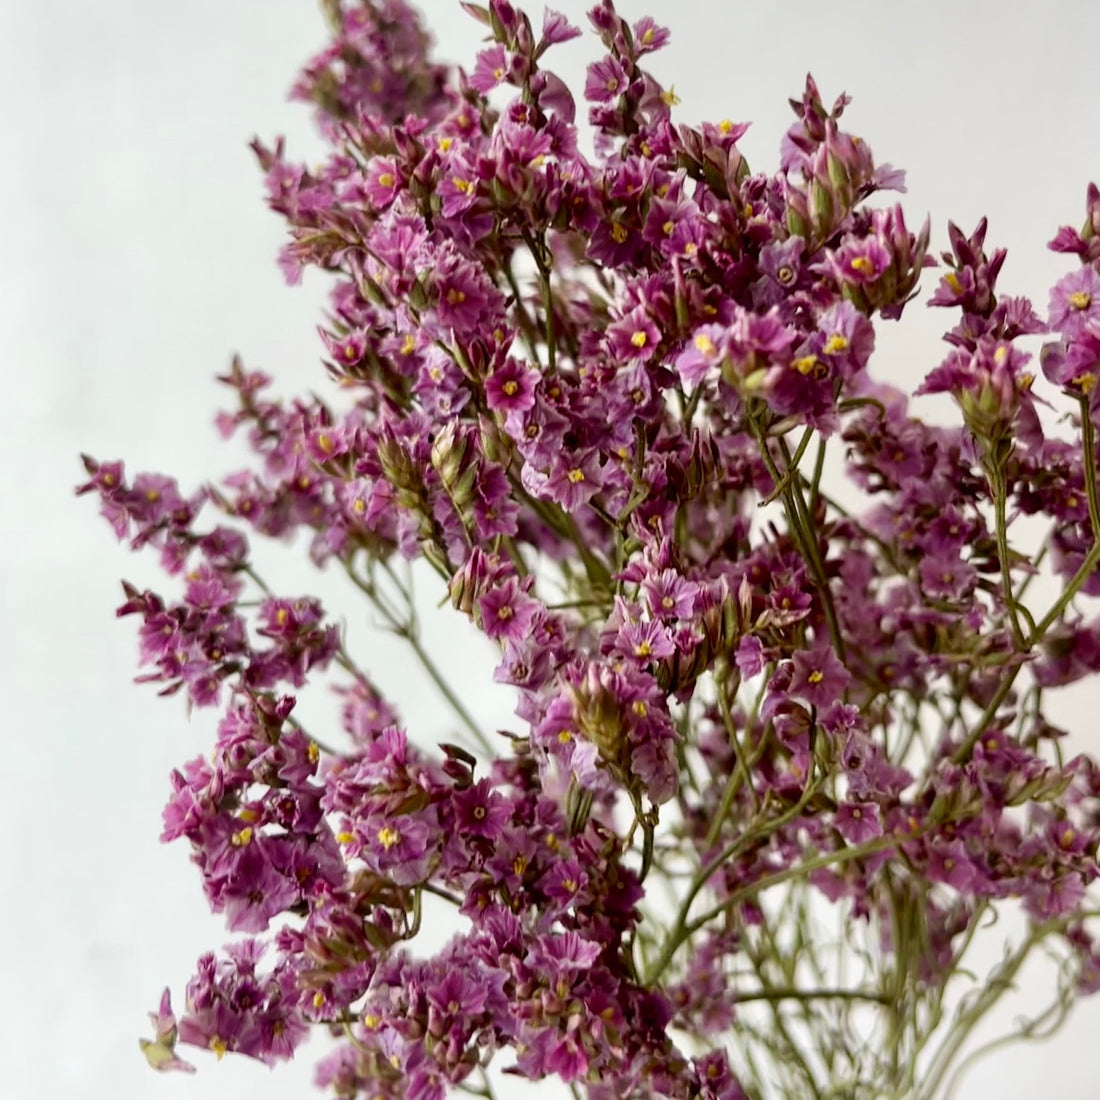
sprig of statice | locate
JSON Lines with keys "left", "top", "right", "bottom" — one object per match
{"left": 79, "top": 2, "right": 1100, "bottom": 1097}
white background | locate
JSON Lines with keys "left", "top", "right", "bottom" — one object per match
{"left": 3, "top": 1, "right": 1100, "bottom": 1097}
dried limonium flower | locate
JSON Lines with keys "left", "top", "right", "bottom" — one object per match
{"left": 80, "top": 2, "right": 1100, "bottom": 1098}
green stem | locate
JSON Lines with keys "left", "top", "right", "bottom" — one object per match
{"left": 1081, "top": 397, "right": 1100, "bottom": 542}
{"left": 1024, "top": 409, "right": 1100, "bottom": 642}
{"left": 682, "top": 833, "right": 902, "bottom": 947}
{"left": 746, "top": 408, "right": 843, "bottom": 658}
{"left": 987, "top": 460, "right": 1025, "bottom": 648}
{"left": 345, "top": 562, "right": 493, "bottom": 755}
{"left": 502, "top": 261, "right": 542, "bottom": 367}
{"left": 780, "top": 436, "right": 843, "bottom": 656}
{"left": 808, "top": 434, "right": 827, "bottom": 518}
{"left": 760, "top": 425, "right": 815, "bottom": 505}
{"left": 645, "top": 784, "right": 818, "bottom": 986}
{"left": 706, "top": 665, "right": 770, "bottom": 843}
{"left": 917, "top": 918, "right": 1066, "bottom": 1100}
{"left": 733, "top": 986, "right": 892, "bottom": 1006}
{"left": 942, "top": 992, "right": 1071, "bottom": 1100}
{"left": 950, "top": 662, "right": 1020, "bottom": 764}
{"left": 513, "top": 483, "right": 612, "bottom": 594}
{"left": 522, "top": 228, "right": 556, "bottom": 371}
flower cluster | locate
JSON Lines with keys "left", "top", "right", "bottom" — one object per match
{"left": 82, "top": 2, "right": 1100, "bottom": 1098}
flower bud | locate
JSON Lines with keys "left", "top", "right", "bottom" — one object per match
{"left": 430, "top": 422, "right": 478, "bottom": 514}
{"left": 376, "top": 429, "right": 425, "bottom": 512}
{"left": 449, "top": 548, "right": 498, "bottom": 616}
{"left": 566, "top": 665, "right": 628, "bottom": 772}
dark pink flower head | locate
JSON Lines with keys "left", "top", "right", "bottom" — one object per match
{"left": 632, "top": 16, "right": 671, "bottom": 55}
{"left": 919, "top": 552, "right": 977, "bottom": 602}
{"left": 825, "top": 205, "right": 933, "bottom": 319}
{"left": 816, "top": 300, "right": 874, "bottom": 375}
{"left": 641, "top": 568, "right": 697, "bottom": 621}
{"left": 438, "top": 149, "right": 481, "bottom": 219}
{"left": 788, "top": 644, "right": 850, "bottom": 709}
{"left": 541, "top": 9, "right": 582, "bottom": 46}
{"left": 479, "top": 574, "right": 541, "bottom": 641}
{"left": 220, "top": 843, "right": 301, "bottom": 933}
{"left": 525, "top": 929, "right": 602, "bottom": 974}
{"left": 825, "top": 234, "right": 891, "bottom": 287}
{"left": 722, "top": 306, "right": 797, "bottom": 387}
{"left": 675, "top": 323, "right": 727, "bottom": 388}
{"left": 364, "top": 155, "right": 402, "bottom": 210}
{"left": 917, "top": 339, "right": 1036, "bottom": 443}
{"left": 1049, "top": 266, "right": 1100, "bottom": 338}
{"left": 835, "top": 801, "right": 883, "bottom": 844}
{"left": 616, "top": 616, "right": 676, "bottom": 666}
{"left": 643, "top": 187, "right": 706, "bottom": 260}
{"left": 780, "top": 74, "right": 850, "bottom": 173}
{"left": 607, "top": 305, "right": 662, "bottom": 362}
{"left": 929, "top": 217, "right": 1005, "bottom": 317}
{"left": 1048, "top": 182, "right": 1100, "bottom": 263}
{"left": 538, "top": 448, "right": 605, "bottom": 511}
{"left": 759, "top": 235, "right": 805, "bottom": 295}
{"left": 585, "top": 56, "right": 628, "bottom": 104}
{"left": 1041, "top": 326, "right": 1100, "bottom": 404}
{"left": 359, "top": 812, "right": 438, "bottom": 885}
{"left": 453, "top": 778, "right": 511, "bottom": 841}
{"left": 470, "top": 44, "right": 512, "bottom": 93}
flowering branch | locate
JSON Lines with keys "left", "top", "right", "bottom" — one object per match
{"left": 78, "top": 3, "right": 1100, "bottom": 1098}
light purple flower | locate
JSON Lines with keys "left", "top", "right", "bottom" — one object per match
{"left": 1049, "top": 266, "right": 1100, "bottom": 338}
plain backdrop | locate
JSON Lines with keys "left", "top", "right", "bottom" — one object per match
{"left": 3, "top": 2, "right": 1100, "bottom": 1097}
